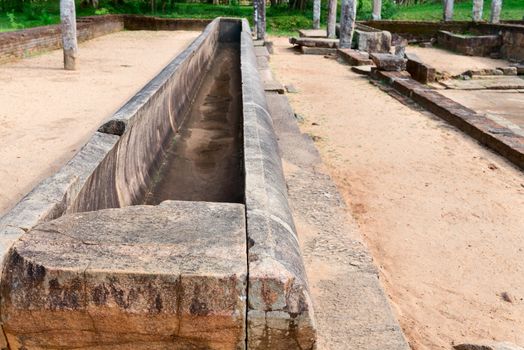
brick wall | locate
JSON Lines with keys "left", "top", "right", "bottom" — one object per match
{"left": 0, "top": 15, "right": 214, "bottom": 65}
{"left": 0, "top": 15, "right": 124, "bottom": 64}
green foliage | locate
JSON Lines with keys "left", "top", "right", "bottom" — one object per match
{"left": 95, "top": 7, "right": 110, "bottom": 15}
{"left": 392, "top": 0, "right": 524, "bottom": 20}
{"left": 357, "top": 0, "right": 398, "bottom": 20}
{"left": 0, "top": 0, "right": 522, "bottom": 34}
{"left": 6, "top": 11, "right": 23, "bottom": 29}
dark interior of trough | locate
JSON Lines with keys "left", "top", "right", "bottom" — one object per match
{"left": 144, "top": 25, "right": 244, "bottom": 205}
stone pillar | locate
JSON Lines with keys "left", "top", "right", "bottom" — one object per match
{"left": 313, "top": 0, "right": 321, "bottom": 29}
{"left": 327, "top": 0, "right": 337, "bottom": 38}
{"left": 339, "top": 0, "right": 356, "bottom": 49}
{"left": 60, "top": 0, "right": 78, "bottom": 70}
{"left": 490, "top": 0, "right": 502, "bottom": 23}
{"left": 253, "top": 0, "right": 258, "bottom": 38}
{"left": 256, "top": 0, "right": 266, "bottom": 40}
{"left": 443, "top": 0, "right": 454, "bottom": 21}
{"left": 472, "top": 0, "right": 483, "bottom": 21}
{"left": 372, "top": 0, "right": 382, "bottom": 20}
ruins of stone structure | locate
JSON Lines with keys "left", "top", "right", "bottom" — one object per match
{"left": 0, "top": 18, "right": 316, "bottom": 349}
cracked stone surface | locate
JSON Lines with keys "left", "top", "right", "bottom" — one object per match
{"left": 0, "top": 201, "right": 247, "bottom": 349}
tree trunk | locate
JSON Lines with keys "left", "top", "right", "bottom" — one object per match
{"left": 472, "top": 0, "right": 483, "bottom": 21}
{"left": 339, "top": 0, "right": 356, "bottom": 49}
{"left": 372, "top": 0, "right": 381, "bottom": 20}
{"left": 327, "top": 0, "right": 337, "bottom": 38}
{"left": 490, "top": 0, "right": 502, "bottom": 23}
{"left": 443, "top": 0, "right": 454, "bottom": 21}
{"left": 256, "top": 0, "right": 266, "bottom": 40}
{"left": 313, "top": 0, "right": 321, "bottom": 29}
{"left": 60, "top": 0, "right": 78, "bottom": 71}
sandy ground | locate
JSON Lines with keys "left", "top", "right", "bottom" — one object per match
{"left": 440, "top": 89, "right": 524, "bottom": 134}
{"left": 406, "top": 45, "right": 510, "bottom": 76}
{"left": 0, "top": 30, "right": 199, "bottom": 216}
{"left": 269, "top": 36, "right": 524, "bottom": 350}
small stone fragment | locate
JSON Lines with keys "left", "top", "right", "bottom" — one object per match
{"left": 454, "top": 341, "right": 524, "bottom": 350}
{"left": 497, "top": 67, "right": 518, "bottom": 75}
{"left": 501, "top": 291, "right": 513, "bottom": 303}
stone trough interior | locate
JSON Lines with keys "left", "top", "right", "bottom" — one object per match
{"left": 0, "top": 17, "right": 316, "bottom": 349}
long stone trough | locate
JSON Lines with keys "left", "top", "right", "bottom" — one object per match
{"left": 0, "top": 18, "right": 316, "bottom": 349}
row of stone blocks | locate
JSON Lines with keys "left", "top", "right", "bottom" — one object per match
{"left": 0, "top": 18, "right": 316, "bottom": 349}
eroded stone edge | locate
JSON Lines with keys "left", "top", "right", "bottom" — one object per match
{"left": 241, "top": 19, "right": 317, "bottom": 350}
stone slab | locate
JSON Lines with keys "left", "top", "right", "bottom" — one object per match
{"left": 0, "top": 201, "right": 247, "bottom": 349}
{"left": 289, "top": 37, "right": 339, "bottom": 48}
{"left": 371, "top": 53, "right": 407, "bottom": 71}
{"left": 298, "top": 29, "right": 327, "bottom": 38}
{"left": 440, "top": 76, "right": 524, "bottom": 90}
{"left": 301, "top": 46, "right": 337, "bottom": 55}
{"left": 354, "top": 29, "right": 392, "bottom": 53}
{"left": 352, "top": 65, "right": 373, "bottom": 75}
{"left": 406, "top": 53, "right": 436, "bottom": 84}
{"left": 337, "top": 48, "right": 374, "bottom": 66}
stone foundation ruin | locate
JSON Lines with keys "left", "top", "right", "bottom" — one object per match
{"left": 0, "top": 17, "right": 316, "bottom": 349}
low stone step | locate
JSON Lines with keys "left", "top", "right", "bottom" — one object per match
{"left": 370, "top": 53, "right": 407, "bottom": 72}
{"left": 337, "top": 48, "right": 374, "bottom": 66}
{"left": 441, "top": 76, "right": 524, "bottom": 90}
{"left": 298, "top": 29, "right": 327, "bottom": 38}
{"left": 1, "top": 201, "right": 247, "bottom": 349}
{"left": 289, "top": 37, "right": 339, "bottom": 48}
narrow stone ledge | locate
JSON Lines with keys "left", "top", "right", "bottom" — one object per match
{"left": 241, "top": 22, "right": 317, "bottom": 349}
{"left": 0, "top": 201, "right": 247, "bottom": 349}
{"left": 0, "top": 132, "right": 119, "bottom": 261}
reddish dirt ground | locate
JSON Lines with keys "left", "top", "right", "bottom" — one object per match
{"left": 0, "top": 30, "right": 199, "bottom": 215}
{"left": 270, "top": 36, "right": 524, "bottom": 350}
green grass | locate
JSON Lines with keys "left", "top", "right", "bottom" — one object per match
{"left": 392, "top": 0, "right": 523, "bottom": 21}
{"left": 0, "top": 0, "right": 522, "bottom": 34}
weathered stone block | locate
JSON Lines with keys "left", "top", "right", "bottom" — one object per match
{"left": 437, "top": 30, "right": 501, "bottom": 57}
{"left": 289, "top": 37, "right": 339, "bottom": 48}
{"left": 337, "top": 48, "right": 374, "bottom": 66}
{"left": 371, "top": 53, "right": 407, "bottom": 71}
{"left": 353, "top": 29, "right": 392, "bottom": 53}
{"left": 406, "top": 52, "right": 436, "bottom": 84}
{"left": 0, "top": 201, "right": 247, "bottom": 349}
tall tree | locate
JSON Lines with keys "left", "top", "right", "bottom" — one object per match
{"left": 372, "top": 0, "right": 382, "bottom": 20}
{"left": 443, "top": 0, "right": 454, "bottom": 21}
{"left": 490, "top": 0, "right": 502, "bottom": 23}
{"left": 60, "top": 0, "right": 78, "bottom": 70}
{"left": 327, "top": 0, "right": 337, "bottom": 38}
{"left": 253, "top": 0, "right": 258, "bottom": 38}
{"left": 339, "top": 0, "right": 356, "bottom": 49}
{"left": 313, "top": 0, "right": 321, "bottom": 29}
{"left": 472, "top": 0, "right": 483, "bottom": 21}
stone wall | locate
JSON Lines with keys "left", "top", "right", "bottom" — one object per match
{"left": 437, "top": 30, "right": 501, "bottom": 56}
{"left": 0, "top": 15, "right": 212, "bottom": 65}
{"left": 240, "top": 19, "right": 316, "bottom": 350}
{"left": 363, "top": 20, "right": 524, "bottom": 61}
{"left": 0, "top": 15, "right": 124, "bottom": 64}
{"left": 69, "top": 18, "right": 223, "bottom": 212}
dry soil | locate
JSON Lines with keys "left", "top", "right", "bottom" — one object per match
{"left": 269, "top": 36, "right": 524, "bottom": 350}
{"left": 0, "top": 30, "right": 199, "bottom": 216}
